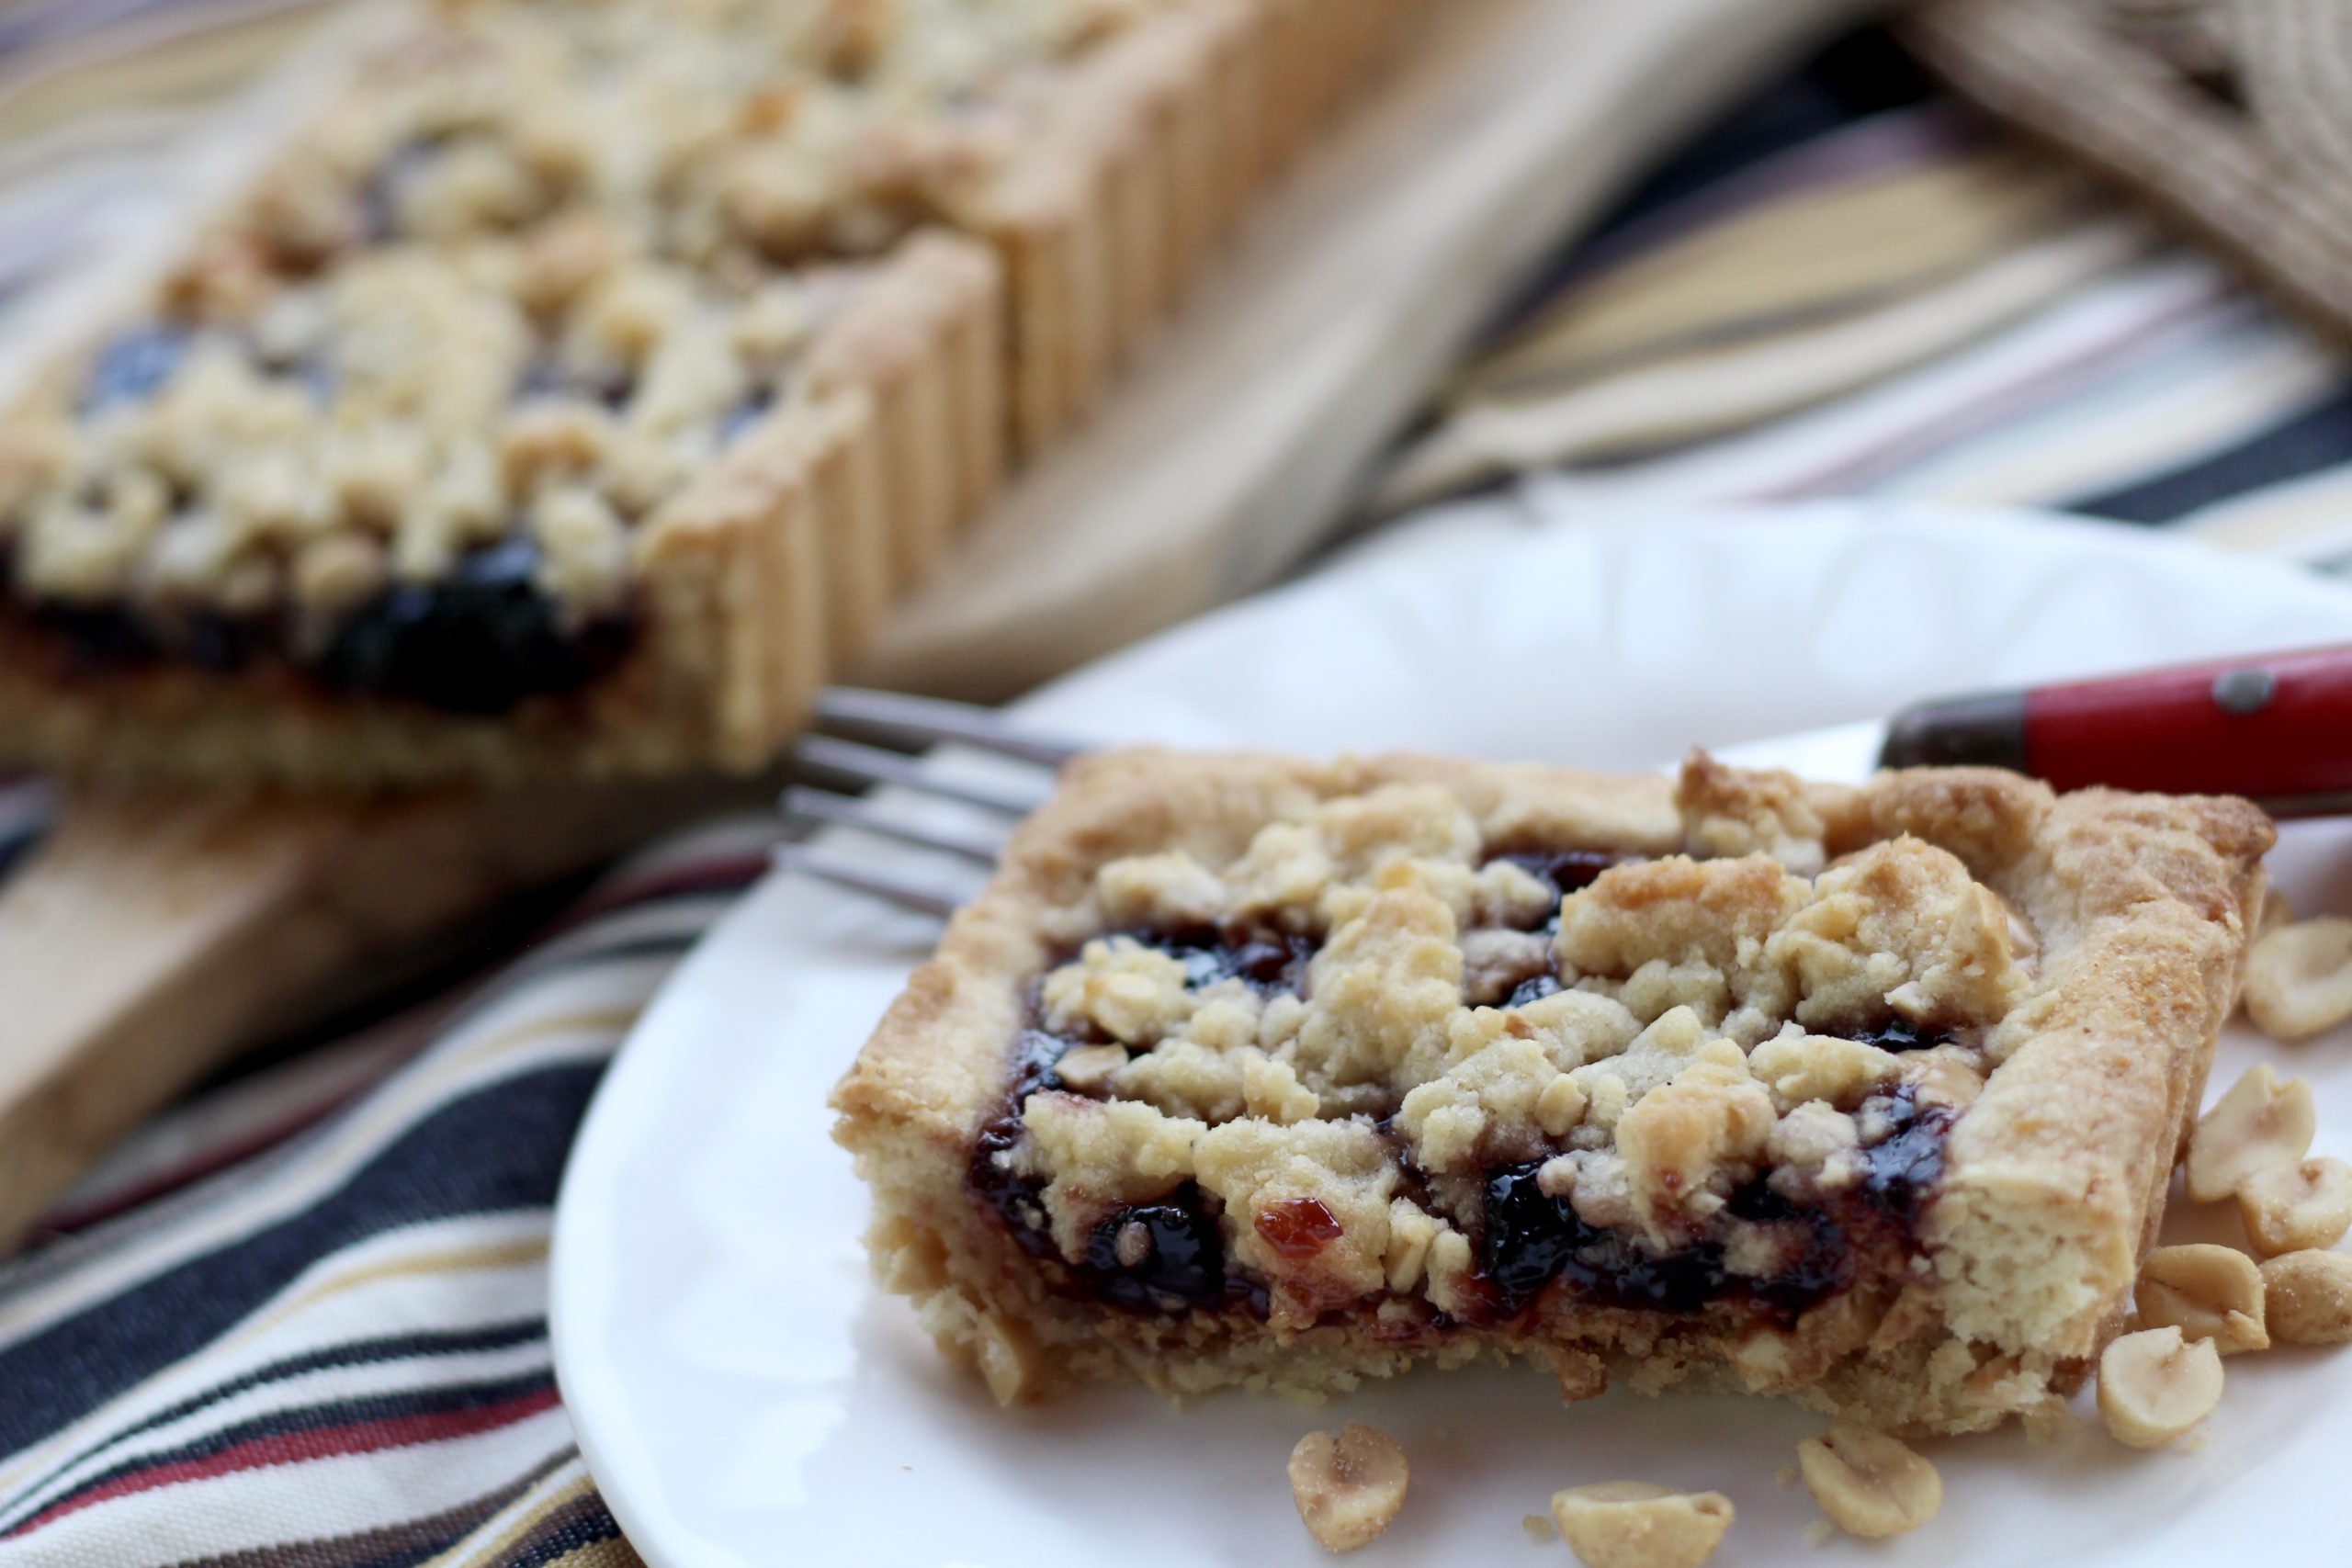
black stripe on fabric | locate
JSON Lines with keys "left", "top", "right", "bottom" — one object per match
{"left": 1484, "top": 28, "right": 1935, "bottom": 332}
{"left": 1590, "top": 28, "right": 1935, "bottom": 243}
{"left": 7, "top": 1369, "right": 555, "bottom": 1536}
{"left": 0, "top": 821, "right": 46, "bottom": 885}
{"left": 0, "top": 1062, "right": 601, "bottom": 1457}
{"left": 2068, "top": 384, "right": 2352, "bottom": 523}
{"left": 497, "top": 1491, "right": 629, "bottom": 1568}
{"left": 3, "top": 1319, "right": 547, "bottom": 1523}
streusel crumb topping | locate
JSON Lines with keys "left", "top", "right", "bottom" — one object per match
{"left": 980, "top": 757, "right": 2037, "bottom": 1330}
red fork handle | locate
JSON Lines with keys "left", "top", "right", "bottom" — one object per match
{"left": 1878, "top": 642, "right": 2352, "bottom": 816}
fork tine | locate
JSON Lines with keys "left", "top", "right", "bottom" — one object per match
{"left": 812, "top": 688, "right": 1088, "bottom": 769}
{"left": 771, "top": 842, "right": 965, "bottom": 918}
{"left": 781, "top": 786, "right": 1005, "bottom": 863}
{"left": 792, "top": 734, "right": 1050, "bottom": 818}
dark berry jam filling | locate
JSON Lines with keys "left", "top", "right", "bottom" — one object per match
{"left": 5, "top": 536, "right": 637, "bottom": 717}
{"left": 313, "top": 538, "right": 633, "bottom": 715}
{"left": 967, "top": 1032, "right": 1261, "bottom": 1315}
{"left": 79, "top": 324, "right": 193, "bottom": 415}
{"left": 1116, "top": 923, "right": 1319, "bottom": 996}
{"left": 27, "top": 602, "right": 164, "bottom": 671}
{"left": 1080, "top": 1186, "right": 1229, "bottom": 1312}
{"left": 964, "top": 926, "right": 1319, "bottom": 1318}
{"left": 970, "top": 886, "right": 1954, "bottom": 1333}
{"left": 1477, "top": 1161, "right": 1797, "bottom": 1317}
{"left": 1503, "top": 973, "right": 1564, "bottom": 1009}
{"left": 718, "top": 385, "right": 780, "bottom": 446}
{"left": 1472, "top": 1086, "right": 1950, "bottom": 1325}
{"left": 1471, "top": 847, "right": 1632, "bottom": 998}
{"left": 1838, "top": 1019, "right": 1953, "bottom": 1054}
{"left": 514, "top": 355, "right": 638, "bottom": 411}
{"left": 967, "top": 1029, "right": 1076, "bottom": 1264}
{"left": 356, "top": 136, "right": 449, "bottom": 245}
{"left": 1489, "top": 849, "right": 1622, "bottom": 907}
{"left": 1854, "top": 1085, "right": 1952, "bottom": 1212}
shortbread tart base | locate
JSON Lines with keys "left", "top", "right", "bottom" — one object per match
{"left": 832, "top": 751, "right": 2273, "bottom": 1435}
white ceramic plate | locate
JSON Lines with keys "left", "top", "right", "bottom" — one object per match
{"left": 553, "top": 502, "right": 2352, "bottom": 1568}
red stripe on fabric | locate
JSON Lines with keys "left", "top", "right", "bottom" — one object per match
{"left": 5, "top": 1386, "right": 561, "bottom": 1539}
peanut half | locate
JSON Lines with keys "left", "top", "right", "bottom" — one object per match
{"left": 2238, "top": 1157, "right": 2352, "bottom": 1258}
{"left": 1549, "top": 1483, "right": 1733, "bottom": 1568}
{"left": 2244, "top": 917, "right": 2352, "bottom": 1041}
{"left": 2256, "top": 886, "right": 2295, "bottom": 942}
{"left": 2133, "top": 1244, "right": 2268, "bottom": 1354}
{"left": 2259, "top": 1250, "right": 2352, "bottom": 1345}
{"left": 1795, "top": 1424, "right": 1941, "bottom": 1539}
{"left": 2098, "top": 1326, "right": 2224, "bottom": 1449}
{"left": 1287, "top": 1423, "right": 1408, "bottom": 1552}
{"left": 2186, "top": 1065, "right": 2315, "bottom": 1204}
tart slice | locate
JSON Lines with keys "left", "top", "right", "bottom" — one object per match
{"left": 831, "top": 750, "right": 2274, "bottom": 1434}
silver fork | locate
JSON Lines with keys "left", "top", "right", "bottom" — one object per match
{"left": 776, "top": 688, "right": 1089, "bottom": 917}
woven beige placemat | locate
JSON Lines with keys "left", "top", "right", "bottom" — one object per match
{"left": 1911, "top": 0, "right": 2352, "bottom": 348}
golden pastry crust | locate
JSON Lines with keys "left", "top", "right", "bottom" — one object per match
{"left": 831, "top": 750, "right": 2274, "bottom": 1433}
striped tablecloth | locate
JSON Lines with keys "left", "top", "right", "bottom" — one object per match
{"left": 5, "top": 10, "right": 2351, "bottom": 1568}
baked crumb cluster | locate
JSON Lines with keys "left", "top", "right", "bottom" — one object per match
{"left": 0, "top": 0, "right": 1153, "bottom": 709}
{"left": 979, "top": 757, "right": 2040, "bottom": 1333}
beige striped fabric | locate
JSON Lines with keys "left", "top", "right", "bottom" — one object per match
{"left": 1377, "top": 130, "right": 2151, "bottom": 509}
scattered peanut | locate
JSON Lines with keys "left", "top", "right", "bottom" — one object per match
{"left": 2238, "top": 1157, "right": 2352, "bottom": 1257}
{"left": 2256, "top": 886, "right": 2295, "bottom": 942}
{"left": 2185, "top": 1065, "right": 2315, "bottom": 1203}
{"left": 1049, "top": 1043, "right": 1127, "bottom": 1093}
{"left": 1548, "top": 1483, "right": 1732, "bottom": 1568}
{"left": 2133, "top": 1244, "right": 2268, "bottom": 1354}
{"left": 1287, "top": 1424, "right": 1408, "bottom": 1552}
{"left": 1795, "top": 1423, "right": 1941, "bottom": 1539}
{"left": 2259, "top": 1250, "right": 2352, "bottom": 1345}
{"left": 2098, "top": 1326, "right": 2224, "bottom": 1449}
{"left": 2244, "top": 917, "right": 2352, "bottom": 1041}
